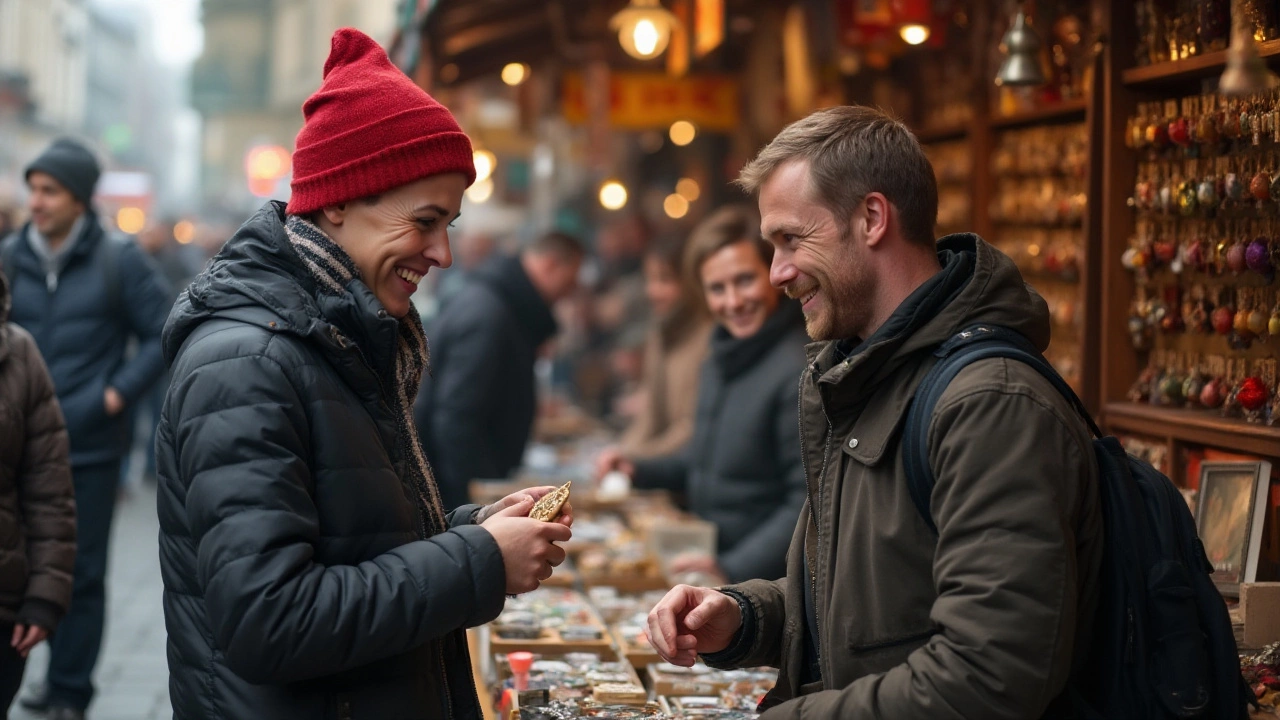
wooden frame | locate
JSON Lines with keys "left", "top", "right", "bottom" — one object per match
{"left": 1196, "top": 461, "right": 1274, "bottom": 597}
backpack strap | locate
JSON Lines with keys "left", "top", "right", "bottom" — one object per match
{"left": 902, "top": 324, "right": 1102, "bottom": 535}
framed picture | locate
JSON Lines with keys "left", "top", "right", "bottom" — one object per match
{"left": 1195, "top": 461, "right": 1274, "bottom": 598}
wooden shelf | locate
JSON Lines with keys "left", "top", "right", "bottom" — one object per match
{"left": 915, "top": 122, "right": 969, "bottom": 144}
{"left": 1103, "top": 402, "right": 1280, "bottom": 459}
{"left": 1122, "top": 39, "right": 1280, "bottom": 88}
{"left": 990, "top": 99, "right": 1088, "bottom": 130}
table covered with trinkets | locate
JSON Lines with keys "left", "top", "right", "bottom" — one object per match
{"left": 466, "top": 443, "right": 775, "bottom": 719}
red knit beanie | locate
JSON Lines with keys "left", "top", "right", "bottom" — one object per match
{"left": 286, "top": 28, "right": 476, "bottom": 215}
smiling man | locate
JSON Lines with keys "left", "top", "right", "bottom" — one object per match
{"left": 156, "top": 29, "right": 573, "bottom": 720}
{"left": 646, "top": 106, "right": 1103, "bottom": 720}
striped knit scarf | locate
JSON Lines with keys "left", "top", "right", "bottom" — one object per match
{"left": 284, "top": 214, "right": 449, "bottom": 538}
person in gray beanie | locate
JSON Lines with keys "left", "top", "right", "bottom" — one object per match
{"left": 0, "top": 136, "right": 171, "bottom": 720}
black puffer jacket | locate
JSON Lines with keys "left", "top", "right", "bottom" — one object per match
{"left": 414, "top": 255, "right": 558, "bottom": 508}
{"left": 633, "top": 302, "right": 808, "bottom": 582}
{"left": 157, "top": 202, "right": 506, "bottom": 720}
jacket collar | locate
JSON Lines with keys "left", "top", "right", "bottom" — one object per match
{"left": 711, "top": 299, "right": 804, "bottom": 380}
{"left": 163, "top": 202, "right": 401, "bottom": 393}
{"left": 472, "top": 255, "right": 558, "bottom": 346}
{"left": 805, "top": 234, "right": 1051, "bottom": 466}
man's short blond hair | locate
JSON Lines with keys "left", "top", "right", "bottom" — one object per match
{"left": 735, "top": 106, "right": 938, "bottom": 246}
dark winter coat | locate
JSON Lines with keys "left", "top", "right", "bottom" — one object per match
{"left": 633, "top": 301, "right": 808, "bottom": 582}
{"left": 1, "top": 213, "right": 171, "bottom": 466}
{"left": 157, "top": 202, "right": 506, "bottom": 720}
{"left": 414, "top": 255, "right": 558, "bottom": 509}
{"left": 0, "top": 272, "right": 76, "bottom": 632}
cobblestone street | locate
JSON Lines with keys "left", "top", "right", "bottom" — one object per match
{"left": 13, "top": 481, "right": 169, "bottom": 720}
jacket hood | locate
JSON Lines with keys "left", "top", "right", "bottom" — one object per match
{"left": 472, "top": 255, "right": 558, "bottom": 346}
{"left": 162, "top": 202, "right": 327, "bottom": 365}
{"left": 811, "top": 233, "right": 1050, "bottom": 402}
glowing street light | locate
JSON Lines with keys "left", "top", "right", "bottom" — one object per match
{"left": 663, "top": 193, "right": 689, "bottom": 219}
{"left": 610, "top": 0, "right": 680, "bottom": 60}
{"left": 473, "top": 149, "right": 496, "bottom": 183}
{"left": 669, "top": 121, "right": 696, "bottom": 146}
{"left": 599, "top": 180, "right": 628, "bottom": 210}
{"left": 675, "top": 177, "right": 700, "bottom": 202}
{"left": 501, "top": 63, "right": 529, "bottom": 86}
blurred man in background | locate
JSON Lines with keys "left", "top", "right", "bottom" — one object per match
{"left": 121, "top": 219, "right": 206, "bottom": 487}
{"left": 0, "top": 137, "right": 171, "bottom": 720}
{"left": 415, "top": 232, "right": 584, "bottom": 508}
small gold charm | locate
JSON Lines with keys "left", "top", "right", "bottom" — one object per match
{"left": 528, "top": 481, "right": 571, "bottom": 522}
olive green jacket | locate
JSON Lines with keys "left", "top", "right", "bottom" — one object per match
{"left": 708, "top": 234, "right": 1104, "bottom": 720}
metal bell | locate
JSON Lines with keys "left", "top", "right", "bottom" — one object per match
{"left": 995, "top": 10, "right": 1046, "bottom": 87}
{"left": 1220, "top": 0, "right": 1280, "bottom": 95}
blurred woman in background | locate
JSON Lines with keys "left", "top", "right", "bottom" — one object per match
{"left": 597, "top": 205, "right": 806, "bottom": 583}
{"left": 614, "top": 234, "right": 713, "bottom": 459}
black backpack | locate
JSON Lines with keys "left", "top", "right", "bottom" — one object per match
{"left": 902, "top": 323, "right": 1254, "bottom": 720}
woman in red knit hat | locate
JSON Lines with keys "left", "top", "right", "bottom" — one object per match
{"left": 154, "top": 28, "right": 572, "bottom": 720}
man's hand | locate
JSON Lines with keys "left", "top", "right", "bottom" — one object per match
{"left": 482, "top": 496, "right": 573, "bottom": 594}
{"left": 104, "top": 386, "right": 125, "bottom": 416}
{"left": 11, "top": 623, "right": 47, "bottom": 658}
{"left": 593, "top": 447, "right": 635, "bottom": 483}
{"left": 647, "top": 585, "right": 743, "bottom": 667}
{"left": 477, "top": 486, "right": 573, "bottom": 528}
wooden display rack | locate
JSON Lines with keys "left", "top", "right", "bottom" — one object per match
{"left": 1093, "top": 3, "right": 1280, "bottom": 483}
{"left": 898, "top": 1, "right": 1278, "bottom": 480}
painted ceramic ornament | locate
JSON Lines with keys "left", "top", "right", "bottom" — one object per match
{"left": 1178, "top": 182, "right": 1198, "bottom": 216}
{"left": 1252, "top": 171, "right": 1273, "bottom": 200}
{"left": 1225, "top": 173, "right": 1244, "bottom": 203}
{"left": 1155, "top": 240, "right": 1178, "bottom": 264}
{"left": 1238, "top": 377, "right": 1270, "bottom": 412}
{"left": 1249, "top": 308, "right": 1269, "bottom": 335}
{"left": 1159, "top": 183, "right": 1174, "bottom": 213}
{"left": 1200, "top": 378, "right": 1225, "bottom": 408}
{"left": 1121, "top": 247, "right": 1148, "bottom": 271}
{"left": 1235, "top": 306, "right": 1252, "bottom": 335}
{"left": 1213, "top": 305, "right": 1235, "bottom": 334}
{"left": 1184, "top": 240, "right": 1206, "bottom": 270}
{"left": 1135, "top": 180, "right": 1155, "bottom": 209}
{"left": 1227, "top": 241, "right": 1248, "bottom": 273}
{"left": 1246, "top": 238, "right": 1274, "bottom": 275}
{"left": 1159, "top": 374, "right": 1185, "bottom": 405}
{"left": 1271, "top": 306, "right": 1280, "bottom": 335}
{"left": 1169, "top": 117, "right": 1192, "bottom": 146}
{"left": 1183, "top": 373, "right": 1205, "bottom": 406}
{"left": 1199, "top": 178, "right": 1219, "bottom": 207}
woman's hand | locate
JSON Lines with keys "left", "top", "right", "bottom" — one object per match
{"left": 477, "top": 486, "right": 573, "bottom": 528}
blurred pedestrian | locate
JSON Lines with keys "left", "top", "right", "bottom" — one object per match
{"left": 121, "top": 219, "right": 206, "bottom": 486}
{"left": 414, "top": 231, "right": 584, "bottom": 509}
{"left": 0, "top": 137, "right": 170, "bottom": 720}
{"left": 0, "top": 269, "right": 76, "bottom": 716}
{"left": 596, "top": 206, "right": 807, "bottom": 583}
{"left": 612, "top": 233, "right": 712, "bottom": 459}
{"left": 157, "top": 29, "right": 571, "bottom": 720}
